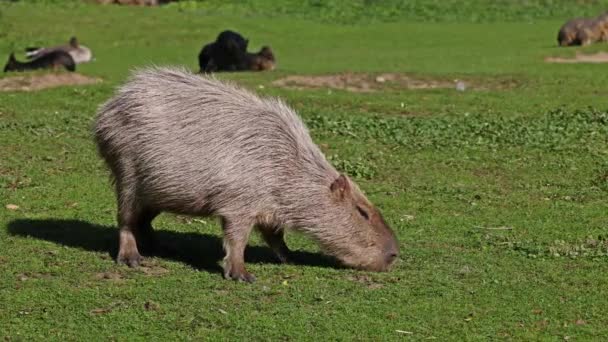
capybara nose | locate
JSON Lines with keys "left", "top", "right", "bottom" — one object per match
{"left": 385, "top": 251, "right": 398, "bottom": 265}
{"left": 384, "top": 239, "right": 399, "bottom": 267}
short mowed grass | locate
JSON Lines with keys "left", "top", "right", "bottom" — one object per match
{"left": 1, "top": 1, "right": 608, "bottom": 340}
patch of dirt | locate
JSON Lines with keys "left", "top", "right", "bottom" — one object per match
{"left": 138, "top": 261, "right": 170, "bottom": 276}
{"left": 545, "top": 52, "right": 608, "bottom": 64}
{"left": 272, "top": 73, "right": 517, "bottom": 93}
{"left": 89, "top": 301, "right": 124, "bottom": 315}
{"left": 0, "top": 73, "right": 101, "bottom": 92}
{"left": 94, "top": 272, "right": 125, "bottom": 282}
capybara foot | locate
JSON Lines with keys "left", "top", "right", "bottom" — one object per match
{"left": 224, "top": 265, "right": 256, "bottom": 283}
{"left": 117, "top": 251, "right": 143, "bottom": 267}
{"left": 227, "top": 270, "right": 256, "bottom": 283}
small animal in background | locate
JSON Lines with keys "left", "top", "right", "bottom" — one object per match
{"left": 198, "top": 30, "right": 276, "bottom": 72}
{"left": 26, "top": 37, "right": 93, "bottom": 64}
{"left": 558, "top": 11, "right": 608, "bottom": 46}
{"left": 4, "top": 51, "right": 75, "bottom": 73}
{"left": 94, "top": 67, "right": 399, "bottom": 282}
{"left": 199, "top": 30, "right": 249, "bottom": 72}
{"left": 244, "top": 46, "right": 276, "bottom": 71}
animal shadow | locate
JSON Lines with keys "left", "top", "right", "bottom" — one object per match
{"left": 7, "top": 219, "right": 338, "bottom": 276}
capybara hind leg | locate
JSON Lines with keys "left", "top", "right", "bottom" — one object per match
{"left": 258, "top": 226, "right": 291, "bottom": 263}
{"left": 222, "top": 218, "right": 255, "bottom": 282}
{"left": 118, "top": 206, "right": 159, "bottom": 264}
{"left": 115, "top": 179, "right": 143, "bottom": 267}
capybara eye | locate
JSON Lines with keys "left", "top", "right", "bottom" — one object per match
{"left": 356, "top": 206, "right": 370, "bottom": 220}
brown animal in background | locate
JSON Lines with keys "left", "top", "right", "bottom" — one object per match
{"left": 596, "top": 12, "right": 608, "bottom": 42}
{"left": 4, "top": 51, "right": 75, "bottom": 73}
{"left": 576, "top": 20, "right": 606, "bottom": 46}
{"left": 93, "top": 67, "right": 399, "bottom": 282}
{"left": 558, "top": 18, "right": 592, "bottom": 46}
{"left": 244, "top": 46, "right": 276, "bottom": 71}
{"left": 558, "top": 11, "right": 608, "bottom": 46}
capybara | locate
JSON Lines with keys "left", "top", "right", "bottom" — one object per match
{"left": 558, "top": 11, "right": 608, "bottom": 46}
{"left": 4, "top": 51, "right": 75, "bottom": 72}
{"left": 244, "top": 46, "right": 276, "bottom": 71}
{"left": 595, "top": 12, "right": 608, "bottom": 42}
{"left": 558, "top": 18, "right": 590, "bottom": 46}
{"left": 93, "top": 67, "right": 399, "bottom": 282}
{"left": 575, "top": 20, "right": 606, "bottom": 46}
{"left": 198, "top": 30, "right": 249, "bottom": 73}
{"left": 26, "top": 37, "right": 93, "bottom": 64}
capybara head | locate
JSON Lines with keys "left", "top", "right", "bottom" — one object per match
{"left": 312, "top": 174, "right": 399, "bottom": 272}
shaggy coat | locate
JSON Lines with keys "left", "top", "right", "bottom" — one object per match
{"left": 94, "top": 67, "right": 398, "bottom": 282}
{"left": 558, "top": 12, "right": 608, "bottom": 46}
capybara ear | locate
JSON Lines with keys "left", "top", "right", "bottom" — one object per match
{"left": 330, "top": 174, "right": 350, "bottom": 198}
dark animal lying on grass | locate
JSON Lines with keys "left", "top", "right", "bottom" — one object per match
{"left": 198, "top": 30, "right": 276, "bottom": 72}
{"left": 93, "top": 67, "right": 398, "bottom": 282}
{"left": 26, "top": 36, "right": 93, "bottom": 64}
{"left": 4, "top": 51, "right": 75, "bottom": 73}
{"left": 558, "top": 12, "right": 608, "bottom": 46}
{"left": 199, "top": 30, "right": 249, "bottom": 72}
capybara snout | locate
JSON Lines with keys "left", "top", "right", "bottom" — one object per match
{"left": 322, "top": 174, "right": 399, "bottom": 272}
{"left": 383, "top": 236, "right": 400, "bottom": 267}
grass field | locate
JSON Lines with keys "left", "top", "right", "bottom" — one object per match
{"left": 1, "top": 1, "right": 608, "bottom": 340}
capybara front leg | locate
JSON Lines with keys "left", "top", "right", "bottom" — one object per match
{"left": 118, "top": 227, "right": 142, "bottom": 267}
{"left": 222, "top": 218, "right": 255, "bottom": 283}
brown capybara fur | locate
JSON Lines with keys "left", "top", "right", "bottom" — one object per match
{"left": 576, "top": 21, "right": 604, "bottom": 46}
{"left": 558, "top": 18, "right": 591, "bottom": 46}
{"left": 245, "top": 46, "right": 276, "bottom": 71}
{"left": 93, "top": 67, "right": 399, "bottom": 282}
{"left": 558, "top": 11, "right": 608, "bottom": 46}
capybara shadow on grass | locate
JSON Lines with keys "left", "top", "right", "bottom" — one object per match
{"left": 93, "top": 67, "right": 398, "bottom": 282}
{"left": 7, "top": 219, "right": 337, "bottom": 274}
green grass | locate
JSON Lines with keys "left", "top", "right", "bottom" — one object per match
{"left": 1, "top": 1, "right": 608, "bottom": 340}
